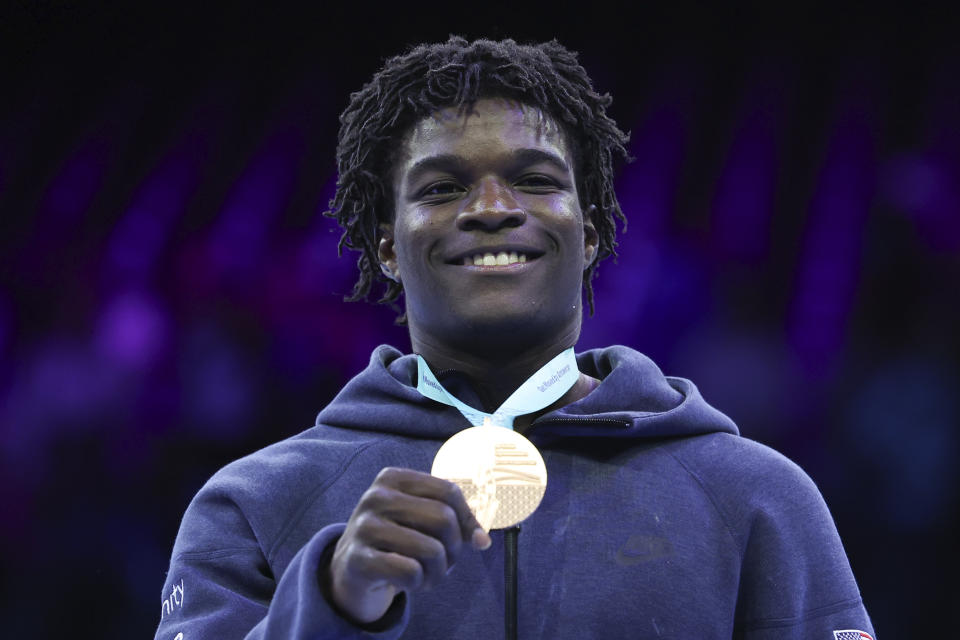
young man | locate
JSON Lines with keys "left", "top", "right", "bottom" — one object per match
{"left": 155, "top": 38, "right": 875, "bottom": 639}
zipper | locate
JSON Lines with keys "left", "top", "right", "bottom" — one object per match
{"left": 526, "top": 416, "right": 631, "bottom": 435}
{"left": 531, "top": 417, "right": 630, "bottom": 426}
{"left": 504, "top": 525, "right": 520, "bottom": 640}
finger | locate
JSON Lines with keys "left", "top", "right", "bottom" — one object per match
{"left": 359, "top": 516, "right": 449, "bottom": 588}
{"left": 367, "top": 491, "right": 463, "bottom": 563}
{"left": 375, "top": 468, "right": 488, "bottom": 547}
{"left": 348, "top": 546, "right": 425, "bottom": 593}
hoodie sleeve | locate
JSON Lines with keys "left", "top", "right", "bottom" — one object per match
{"left": 669, "top": 433, "right": 875, "bottom": 639}
{"left": 704, "top": 437, "right": 875, "bottom": 639}
{"left": 153, "top": 491, "right": 409, "bottom": 640}
{"left": 731, "top": 462, "right": 876, "bottom": 639}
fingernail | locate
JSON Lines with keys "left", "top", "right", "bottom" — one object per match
{"left": 472, "top": 528, "right": 492, "bottom": 550}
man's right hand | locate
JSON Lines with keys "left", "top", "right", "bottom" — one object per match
{"left": 325, "top": 467, "right": 492, "bottom": 624}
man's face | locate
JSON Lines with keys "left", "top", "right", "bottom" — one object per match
{"left": 381, "top": 97, "right": 597, "bottom": 349}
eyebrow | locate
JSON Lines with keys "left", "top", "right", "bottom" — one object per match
{"left": 404, "top": 148, "right": 572, "bottom": 187}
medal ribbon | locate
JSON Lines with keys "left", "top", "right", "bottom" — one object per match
{"left": 416, "top": 347, "right": 579, "bottom": 429}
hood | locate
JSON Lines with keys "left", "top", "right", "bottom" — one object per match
{"left": 317, "top": 344, "right": 738, "bottom": 441}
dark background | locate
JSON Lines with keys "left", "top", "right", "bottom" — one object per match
{"left": 1, "top": 2, "right": 957, "bottom": 637}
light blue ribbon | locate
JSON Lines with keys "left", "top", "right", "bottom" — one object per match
{"left": 416, "top": 347, "right": 579, "bottom": 429}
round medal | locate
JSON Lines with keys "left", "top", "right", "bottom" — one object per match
{"left": 432, "top": 425, "right": 547, "bottom": 531}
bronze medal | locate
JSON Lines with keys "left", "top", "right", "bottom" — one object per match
{"left": 432, "top": 423, "right": 547, "bottom": 531}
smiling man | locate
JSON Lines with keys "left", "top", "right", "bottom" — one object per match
{"left": 383, "top": 98, "right": 600, "bottom": 420}
{"left": 155, "top": 38, "right": 875, "bottom": 639}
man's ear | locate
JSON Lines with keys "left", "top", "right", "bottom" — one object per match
{"left": 583, "top": 204, "right": 600, "bottom": 268}
{"left": 377, "top": 224, "right": 401, "bottom": 282}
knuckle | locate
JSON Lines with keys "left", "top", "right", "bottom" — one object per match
{"left": 359, "top": 485, "right": 392, "bottom": 509}
{"left": 335, "top": 539, "right": 367, "bottom": 574}
{"left": 421, "top": 540, "right": 449, "bottom": 586}
{"left": 352, "top": 510, "right": 380, "bottom": 535}
{"left": 443, "top": 481, "right": 463, "bottom": 504}
{"left": 406, "top": 562, "right": 425, "bottom": 589}
{"left": 425, "top": 538, "right": 446, "bottom": 561}
{"left": 375, "top": 467, "right": 402, "bottom": 485}
{"left": 353, "top": 546, "right": 381, "bottom": 576}
{"left": 437, "top": 503, "right": 460, "bottom": 532}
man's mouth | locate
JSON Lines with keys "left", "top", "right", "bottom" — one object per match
{"left": 460, "top": 251, "right": 537, "bottom": 266}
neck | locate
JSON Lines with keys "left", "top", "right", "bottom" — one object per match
{"left": 410, "top": 322, "right": 591, "bottom": 418}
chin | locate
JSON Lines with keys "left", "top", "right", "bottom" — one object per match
{"left": 424, "top": 303, "right": 580, "bottom": 350}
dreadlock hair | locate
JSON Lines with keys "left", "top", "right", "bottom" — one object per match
{"left": 325, "top": 36, "right": 630, "bottom": 319}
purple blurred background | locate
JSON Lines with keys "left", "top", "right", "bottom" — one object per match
{"left": 1, "top": 4, "right": 957, "bottom": 637}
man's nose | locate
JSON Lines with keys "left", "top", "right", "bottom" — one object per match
{"left": 456, "top": 178, "right": 526, "bottom": 231}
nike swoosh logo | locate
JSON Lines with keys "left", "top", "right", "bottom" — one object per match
{"left": 615, "top": 534, "right": 673, "bottom": 566}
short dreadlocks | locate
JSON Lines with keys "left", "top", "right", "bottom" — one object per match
{"left": 325, "top": 36, "right": 630, "bottom": 317}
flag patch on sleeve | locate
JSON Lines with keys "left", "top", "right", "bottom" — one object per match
{"left": 833, "top": 631, "right": 873, "bottom": 640}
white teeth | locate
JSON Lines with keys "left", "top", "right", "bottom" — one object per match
{"left": 465, "top": 252, "right": 530, "bottom": 266}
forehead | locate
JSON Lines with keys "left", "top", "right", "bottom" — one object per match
{"left": 396, "top": 97, "right": 572, "bottom": 172}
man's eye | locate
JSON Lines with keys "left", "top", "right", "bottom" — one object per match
{"left": 516, "top": 175, "right": 559, "bottom": 189}
{"left": 421, "top": 182, "right": 463, "bottom": 197}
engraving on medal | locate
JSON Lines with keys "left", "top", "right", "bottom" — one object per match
{"left": 432, "top": 426, "right": 547, "bottom": 531}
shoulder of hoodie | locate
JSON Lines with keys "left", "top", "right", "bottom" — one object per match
{"left": 659, "top": 432, "right": 832, "bottom": 552}
{"left": 170, "top": 422, "right": 383, "bottom": 559}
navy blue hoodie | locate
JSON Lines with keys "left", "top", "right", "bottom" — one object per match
{"left": 155, "top": 345, "right": 875, "bottom": 639}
